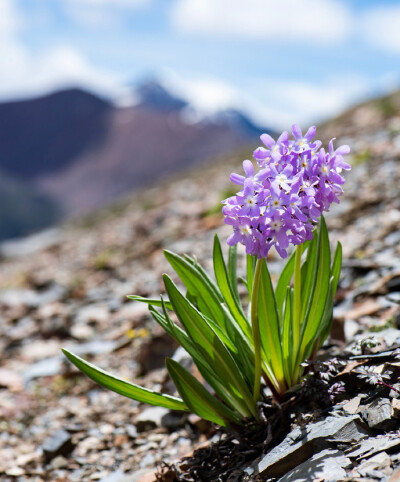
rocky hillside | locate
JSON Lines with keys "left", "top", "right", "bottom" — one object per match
{"left": 1, "top": 89, "right": 400, "bottom": 480}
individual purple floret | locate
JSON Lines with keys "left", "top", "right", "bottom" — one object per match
{"left": 222, "top": 124, "right": 351, "bottom": 258}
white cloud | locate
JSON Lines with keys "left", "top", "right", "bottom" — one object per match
{"left": 0, "top": 44, "right": 123, "bottom": 101}
{"left": 159, "top": 69, "right": 371, "bottom": 129}
{"left": 0, "top": 0, "right": 20, "bottom": 38}
{"left": 362, "top": 5, "right": 400, "bottom": 55}
{"left": 67, "top": 0, "right": 149, "bottom": 6}
{"left": 171, "top": 0, "right": 351, "bottom": 44}
{"left": 63, "top": 0, "right": 151, "bottom": 28}
{"left": 253, "top": 76, "right": 370, "bottom": 128}
{"left": 0, "top": 1, "right": 123, "bottom": 101}
{"left": 162, "top": 72, "right": 239, "bottom": 113}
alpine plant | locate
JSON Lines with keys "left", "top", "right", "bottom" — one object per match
{"left": 62, "top": 123, "right": 351, "bottom": 430}
{"left": 223, "top": 124, "right": 350, "bottom": 259}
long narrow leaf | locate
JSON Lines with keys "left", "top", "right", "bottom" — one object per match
{"left": 331, "top": 242, "right": 342, "bottom": 294}
{"left": 62, "top": 349, "right": 187, "bottom": 411}
{"left": 166, "top": 358, "right": 242, "bottom": 427}
{"left": 275, "top": 249, "right": 296, "bottom": 320}
{"left": 163, "top": 274, "right": 257, "bottom": 418}
{"left": 300, "top": 217, "right": 331, "bottom": 353}
{"left": 281, "top": 287, "right": 293, "bottom": 388}
{"left": 213, "top": 235, "right": 249, "bottom": 337}
{"left": 257, "top": 260, "right": 285, "bottom": 386}
{"left": 127, "top": 295, "right": 173, "bottom": 311}
{"left": 164, "top": 250, "right": 227, "bottom": 331}
{"left": 158, "top": 300, "right": 253, "bottom": 416}
{"left": 246, "top": 254, "right": 256, "bottom": 298}
{"left": 184, "top": 254, "right": 224, "bottom": 303}
{"left": 299, "top": 232, "right": 318, "bottom": 323}
{"left": 228, "top": 244, "right": 240, "bottom": 302}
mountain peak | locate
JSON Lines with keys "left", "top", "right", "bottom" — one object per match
{"left": 135, "top": 79, "right": 187, "bottom": 112}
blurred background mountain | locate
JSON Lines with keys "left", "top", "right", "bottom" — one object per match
{"left": 0, "top": 80, "right": 267, "bottom": 239}
{"left": 0, "top": 0, "right": 400, "bottom": 241}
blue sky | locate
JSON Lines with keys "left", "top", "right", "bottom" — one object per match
{"left": 1, "top": 0, "right": 400, "bottom": 128}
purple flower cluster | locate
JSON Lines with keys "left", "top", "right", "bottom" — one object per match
{"left": 222, "top": 125, "right": 350, "bottom": 258}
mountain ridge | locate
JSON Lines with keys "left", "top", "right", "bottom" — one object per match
{"left": 0, "top": 81, "right": 270, "bottom": 240}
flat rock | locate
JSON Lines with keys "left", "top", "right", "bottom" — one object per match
{"left": 278, "top": 448, "right": 351, "bottom": 482}
{"left": 135, "top": 407, "right": 169, "bottom": 432}
{"left": 343, "top": 396, "right": 362, "bottom": 415}
{"left": 392, "top": 398, "right": 400, "bottom": 418}
{"left": 346, "top": 434, "right": 400, "bottom": 459}
{"left": 42, "top": 429, "right": 74, "bottom": 462}
{"left": 160, "top": 411, "right": 187, "bottom": 431}
{"left": 365, "top": 398, "right": 396, "bottom": 431}
{"left": 0, "top": 228, "right": 63, "bottom": 258}
{"left": 356, "top": 451, "right": 392, "bottom": 478}
{"left": 23, "top": 356, "right": 62, "bottom": 383}
{"left": 251, "top": 415, "right": 370, "bottom": 479}
{"left": 99, "top": 470, "right": 125, "bottom": 482}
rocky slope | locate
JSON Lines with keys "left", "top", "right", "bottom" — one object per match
{"left": 1, "top": 90, "right": 400, "bottom": 480}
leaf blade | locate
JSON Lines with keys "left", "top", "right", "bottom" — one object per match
{"left": 62, "top": 349, "right": 187, "bottom": 411}
{"left": 166, "top": 358, "right": 242, "bottom": 427}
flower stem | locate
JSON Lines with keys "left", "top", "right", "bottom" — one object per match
{"left": 378, "top": 381, "right": 400, "bottom": 395}
{"left": 291, "top": 245, "right": 302, "bottom": 385}
{"left": 293, "top": 244, "right": 302, "bottom": 344}
{"left": 251, "top": 258, "right": 263, "bottom": 402}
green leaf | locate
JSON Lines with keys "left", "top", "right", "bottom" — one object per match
{"left": 166, "top": 358, "right": 242, "bottom": 427}
{"left": 164, "top": 250, "right": 227, "bottom": 331}
{"left": 299, "top": 217, "right": 331, "bottom": 357}
{"left": 331, "top": 242, "right": 342, "bottom": 294}
{"left": 312, "top": 242, "right": 341, "bottom": 349}
{"left": 127, "top": 295, "right": 173, "bottom": 311}
{"left": 167, "top": 246, "right": 254, "bottom": 387}
{"left": 163, "top": 274, "right": 257, "bottom": 419}
{"left": 149, "top": 302, "right": 189, "bottom": 346}
{"left": 228, "top": 244, "right": 240, "bottom": 302}
{"left": 61, "top": 349, "right": 187, "bottom": 411}
{"left": 213, "top": 235, "right": 250, "bottom": 337}
{"left": 257, "top": 260, "right": 285, "bottom": 386}
{"left": 246, "top": 254, "right": 256, "bottom": 298}
{"left": 275, "top": 249, "right": 296, "bottom": 320}
{"left": 315, "top": 279, "right": 335, "bottom": 346}
{"left": 184, "top": 254, "right": 224, "bottom": 304}
{"left": 280, "top": 287, "right": 294, "bottom": 387}
{"left": 299, "top": 231, "right": 318, "bottom": 323}
{"left": 156, "top": 300, "right": 252, "bottom": 417}
{"left": 219, "top": 303, "right": 255, "bottom": 386}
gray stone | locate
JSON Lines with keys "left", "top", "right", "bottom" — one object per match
{"left": 346, "top": 434, "right": 400, "bottom": 460}
{"left": 0, "top": 284, "right": 65, "bottom": 308}
{"left": 357, "top": 451, "right": 392, "bottom": 478}
{"left": 251, "top": 415, "right": 370, "bottom": 479}
{"left": 172, "top": 346, "right": 193, "bottom": 371}
{"left": 365, "top": 398, "right": 396, "bottom": 431}
{"left": 139, "top": 452, "right": 157, "bottom": 468}
{"left": 278, "top": 449, "right": 351, "bottom": 482}
{"left": 125, "top": 425, "right": 138, "bottom": 439}
{"left": 99, "top": 470, "right": 125, "bottom": 482}
{"left": 135, "top": 406, "right": 169, "bottom": 432}
{"left": 387, "top": 292, "right": 400, "bottom": 304}
{"left": 64, "top": 339, "right": 118, "bottom": 356}
{"left": 50, "top": 455, "right": 69, "bottom": 469}
{"left": 0, "top": 228, "right": 63, "bottom": 258}
{"left": 42, "top": 429, "right": 74, "bottom": 462}
{"left": 23, "top": 356, "right": 62, "bottom": 383}
{"left": 160, "top": 410, "right": 187, "bottom": 431}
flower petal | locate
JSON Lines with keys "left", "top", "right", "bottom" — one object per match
{"left": 291, "top": 124, "right": 302, "bottom": 140}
